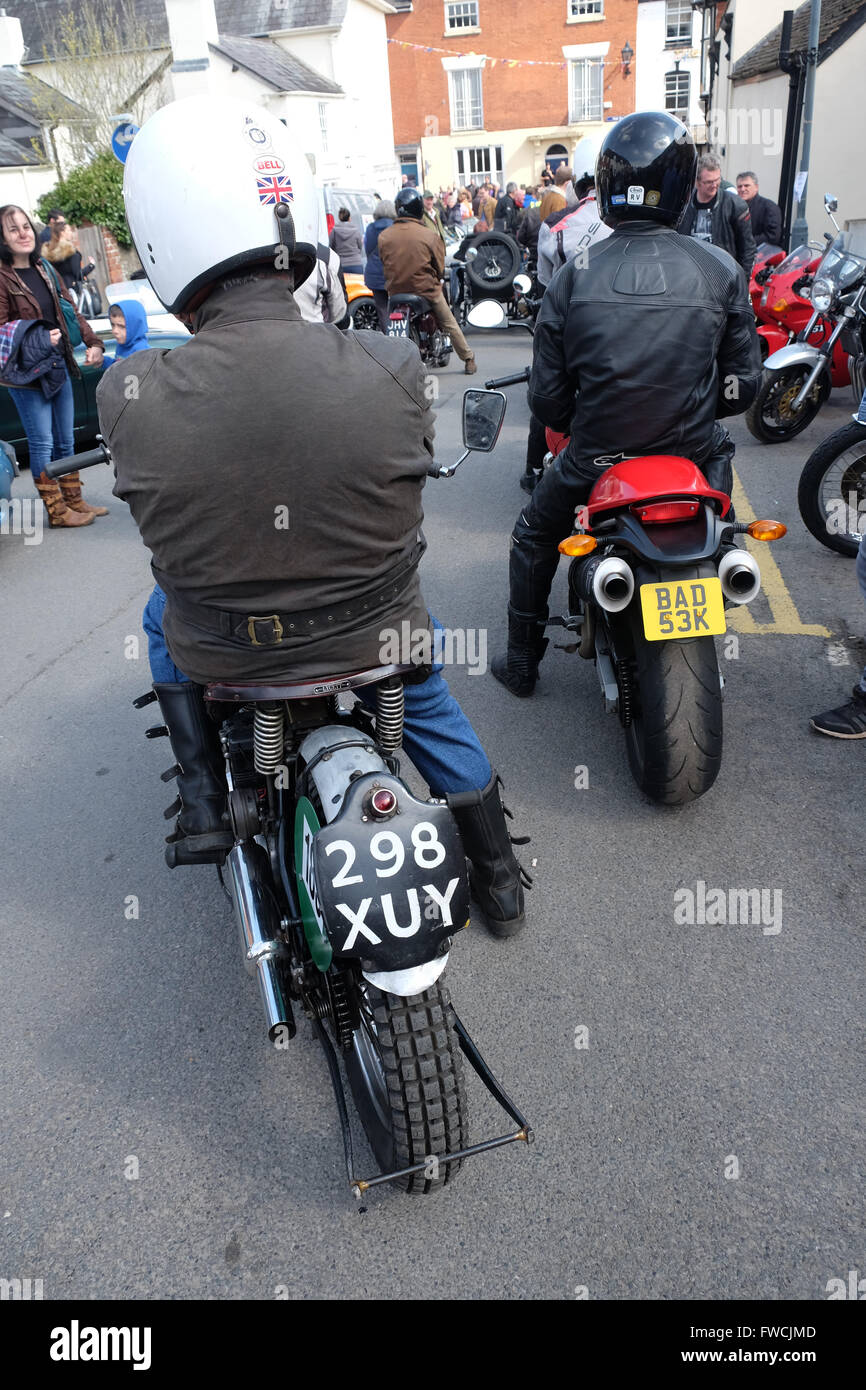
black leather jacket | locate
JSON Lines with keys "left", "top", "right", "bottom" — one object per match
{"left": 678, "top": 189, "right": 757, "bottom": 276}
{"left": 528, "top": 222, "right": 761, "bottom": 485}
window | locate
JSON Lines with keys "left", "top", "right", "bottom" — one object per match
{"left": 449, "top": 67, "right": 483, "bottom": 130}
{"left": 665, "top": 69, "right": 690, "bottom": 115}
{"left": 445, "top": 1, "right": 479, "bottom": 30}
{"left": 318, "top": 102, "right": 328, "bottom": 154}
{"left": 569, "top": 58, "right": 603, "bottom": 122}
{"left": 455, "top": 144, "right": 503, "bottom": 187}
{"left": 569, "top": 0, "right": 603, "bottom": 17}
{"left": 665, "top": 0, "right": 693, "bottom": 45}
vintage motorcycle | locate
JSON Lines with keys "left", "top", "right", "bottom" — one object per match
{"left": 386, "top": 292, "right": 453, "bottom": 368}
{"left": 485, "top": 367, "right": 786, "bottom": 804}
{"left": 45, "top": 391, "right": 533, "bottom": 1203}
{"left": 797, "top": 385, "right": 866, "bottom": 557}
{"left": 747, "top": 196, "right": 865, "bottom": 443}
{"left": 450, "top": 230, "right": 539, "bottom": 332}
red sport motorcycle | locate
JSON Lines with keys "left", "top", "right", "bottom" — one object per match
{"left": 486, "top": 369, "right": 786, "bottom": 804}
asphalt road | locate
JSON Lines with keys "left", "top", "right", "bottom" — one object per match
{"left": 1, "top": 324, "right": 863, "bottom": 1302}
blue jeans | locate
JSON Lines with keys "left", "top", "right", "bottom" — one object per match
{"left": 142, "top": 586, "right": 492, "bottom": 794}
{"left": 9, "top": 371, "right": 75, "bottom": 477}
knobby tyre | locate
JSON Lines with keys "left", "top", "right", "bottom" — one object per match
{"left": 624, "top": 607, "right": 723, "bottom": 805}
{"left": 797, "top": 420, "right": 866, "bottom": 557}
{"left": 345, "top": 981, "right": 468, "bottom": 1194}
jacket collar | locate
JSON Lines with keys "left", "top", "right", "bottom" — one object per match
{"left": 193, "top": 274, "right": 303, "bottom": 332}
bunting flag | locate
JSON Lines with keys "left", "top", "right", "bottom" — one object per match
{"left": 386, "top": 37, "right": 581, "bottom": 68}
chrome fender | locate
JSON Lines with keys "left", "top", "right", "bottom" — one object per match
{"left": 764, "top": 342, "right": 827, "bottom": 374}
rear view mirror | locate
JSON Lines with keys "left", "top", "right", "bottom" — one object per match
{"left": 462, "top": 389, "right": 506, "bottom": 452}
{"left": 467, "top": 299, "right": 507, "bottom": 328}
{"left": 513, "top": 273, "right": 532, "bottom": 294}
{"left": 824, "top": 193, "right": 838, "bottom": 213}
{"left": 464, "top": 246, "right": 478, "bottom": 260}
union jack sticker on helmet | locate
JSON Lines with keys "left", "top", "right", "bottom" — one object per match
{"left": 257, "top": 174, "right": 294, "bottom": 205}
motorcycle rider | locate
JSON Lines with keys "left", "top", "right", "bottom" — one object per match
{"left": 96, "top": 97, "right": 526, "bottom": 936}
{"left": 378, "top": 186, "right": 477, "bottom": 375}
{"left": 492, "top": 111, "right": 763, "bottom": 696}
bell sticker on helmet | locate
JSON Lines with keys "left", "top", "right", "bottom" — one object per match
{"left": 645, "top": 190, "right": 661, "bottom": 207}
{"left": 253, "top": 155, "right": 285, "bottom": 176}
{"left": 256, "top": 173, "right": 294, "bottom": 205}
{"left": 627, "top": 185, "right": 645, "bottom": 205}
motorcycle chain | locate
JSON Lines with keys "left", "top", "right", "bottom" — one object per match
{"left": 616, "top": 657, "right": 635, "bottom": 728}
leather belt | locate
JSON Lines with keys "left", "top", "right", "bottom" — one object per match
{"left": 154, "top": 546, "right": 423, "bottom": 648}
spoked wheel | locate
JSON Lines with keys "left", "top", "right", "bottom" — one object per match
{"left": 349, "top": 298, "right": 381, "bottom": 332}
{"left": 622, "top": 607, "right": 723, "bottom": 805}
{"left": 344, "top": 980, "right": 468, "bottom": 1193}
{"left": 797, "top": 421, "right": 866, "bottom": 557}
{"left": 745, "top": 365, "right": 828, "bottom": 442}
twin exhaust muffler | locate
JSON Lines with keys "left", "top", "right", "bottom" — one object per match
{"left": 575, "top": 548, "right": 762, "bottom": 611}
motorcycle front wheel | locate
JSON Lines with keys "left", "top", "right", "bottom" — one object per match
{"left": 345, "top": 980, "right": 468, "bottom": 1193}
{"left": 745, "top": 365, "right": 828, "bottom": 443}
{"left": 797, "top": 420, "right": 866, "bottom": 557}
{"left": 623, "top": 609, "right": 723, "bottom": 805}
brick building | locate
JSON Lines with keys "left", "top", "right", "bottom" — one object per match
{"left": 387, "top": 0, "right": 638, "bottom": 192}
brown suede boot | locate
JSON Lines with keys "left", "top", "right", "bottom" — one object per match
{"left": 59, "top": 471, "right": 108, "bottom": 516}
{"left": 34, "top": 472, "right": 95, "bottom": 528}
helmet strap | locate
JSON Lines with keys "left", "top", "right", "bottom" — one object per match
{"left": 274, "top": 201, "right": 296, "bottom": 276}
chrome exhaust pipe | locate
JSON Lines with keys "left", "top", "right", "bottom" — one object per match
{"left": 227, "top": 842, "right": 295, "bottom": 1041}
{"left": 591, "top": 555, "right": 635, "bottom": 612}
{"left": 719, "top": 548, "right": 761, "bottom": 605}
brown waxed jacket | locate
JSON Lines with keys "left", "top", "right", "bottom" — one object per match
{"left": 96, "top": 275, "right": 434, "bottom": 685}
{"left": 378, "top": 217, "right": 445, "bottom": 301}
{"left": 0, "top": 260, "right": 101, "bottom": 387}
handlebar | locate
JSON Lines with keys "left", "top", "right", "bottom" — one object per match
{"left": 483, "top": 368, "right": 530, "bottom": 389}
{"left": 44, "top": 438, "right": 112, "bottom": 479}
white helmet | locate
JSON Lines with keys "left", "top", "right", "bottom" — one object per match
{"left": 123, "top": 95, "right": 318, "bottom": 313}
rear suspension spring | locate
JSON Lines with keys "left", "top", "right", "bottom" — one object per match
{"left": 253, "top": 703, "right": 285, "bottom": 775}
{"left": 376, "top": 677, "right": 404, "bottom": 753}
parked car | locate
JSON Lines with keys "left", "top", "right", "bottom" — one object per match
{"left": 322, "top": 187, "right": 381, "bottom": 263}
{"left": 100, "top": 279, "right": 186, "bottom": 334}
{"left": 0, "top": 325, "right": 188, "bottom": 464}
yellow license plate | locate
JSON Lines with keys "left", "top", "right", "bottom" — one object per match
{"left": 640, "top": 577, "right": 726, "bottom": 641}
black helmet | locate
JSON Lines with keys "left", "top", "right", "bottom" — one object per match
{"left": 395, "top": 187, "right": 424, "bottom": 220}
{"left": 596, "top": 111, "right": 697, "bottom": 228}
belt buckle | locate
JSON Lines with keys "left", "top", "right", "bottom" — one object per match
{"left": 247, "top": 614, "right": 284, "bottom": 646}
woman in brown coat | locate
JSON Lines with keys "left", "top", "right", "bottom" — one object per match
{"left": 0, "top": 204, "right": 105, "bottom": 528}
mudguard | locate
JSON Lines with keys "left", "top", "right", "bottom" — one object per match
{"left": 764, "top": 342, "right": 827, "bottom": 374}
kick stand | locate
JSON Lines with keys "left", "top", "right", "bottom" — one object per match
{"left": 315, "top": 1012, "right": 533, "bottom": 1206}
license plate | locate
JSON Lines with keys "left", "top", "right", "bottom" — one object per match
{"left": 640, "top": 577, "right": 726, "bottom": 641}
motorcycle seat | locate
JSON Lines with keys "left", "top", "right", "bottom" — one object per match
{"left": 205, "top": 662, "right": 421, "bottom": 703}
{"left": 388, "top": 293, "right": 432, "bottom": 313}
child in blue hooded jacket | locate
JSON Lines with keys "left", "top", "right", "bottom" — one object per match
{"left": 105, "top": 299, "right": 150, "bottom": 362}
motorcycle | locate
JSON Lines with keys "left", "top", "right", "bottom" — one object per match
{"left": 797, "top": 385, "right": 866, "bottom": 557}
{"left": 747, "top": 195, "right": 865, "bottom": 443}
{"left": 387, "top": 292, "right": 453, "bottom": 368}
{"left": 749, "top": 242, "right": 814, "bottom": 350}
{"left": 485, "top": 368, "right": 787, "bottom": 804}
{"left": 450, "top": 230, "right": 540, "bottom": 332}
{"left": 45, "top": 390, "right": 533, "bottom": 1202}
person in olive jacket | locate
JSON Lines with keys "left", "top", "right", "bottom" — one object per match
{"left": 0, "top": 204, "right": 105, "bottom": 528}
{"left": 96, "top": 98, "right": 526, "bottom": 935}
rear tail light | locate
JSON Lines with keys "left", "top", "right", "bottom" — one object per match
{"left": 630, "top": 499, "right": 701, "bottom": 524}
{"left": 389, "top": 311, "right": 405, "bottom": 319}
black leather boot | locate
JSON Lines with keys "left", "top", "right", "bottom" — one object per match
{"left": 447, "top": 773, "right": 530, "bottom": 937}
{"left": 491, "top": 614, "right": 549, "bottom": 698}
{"left": 153, "top": 683, "right": 233, "bottom": 867}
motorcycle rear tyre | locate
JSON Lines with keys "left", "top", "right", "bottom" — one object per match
{"left": 624, "top": 608, "right": 723, "bottom": 805}
{"left": 345, "top": 981, "right": 468, "bottom": 1194}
